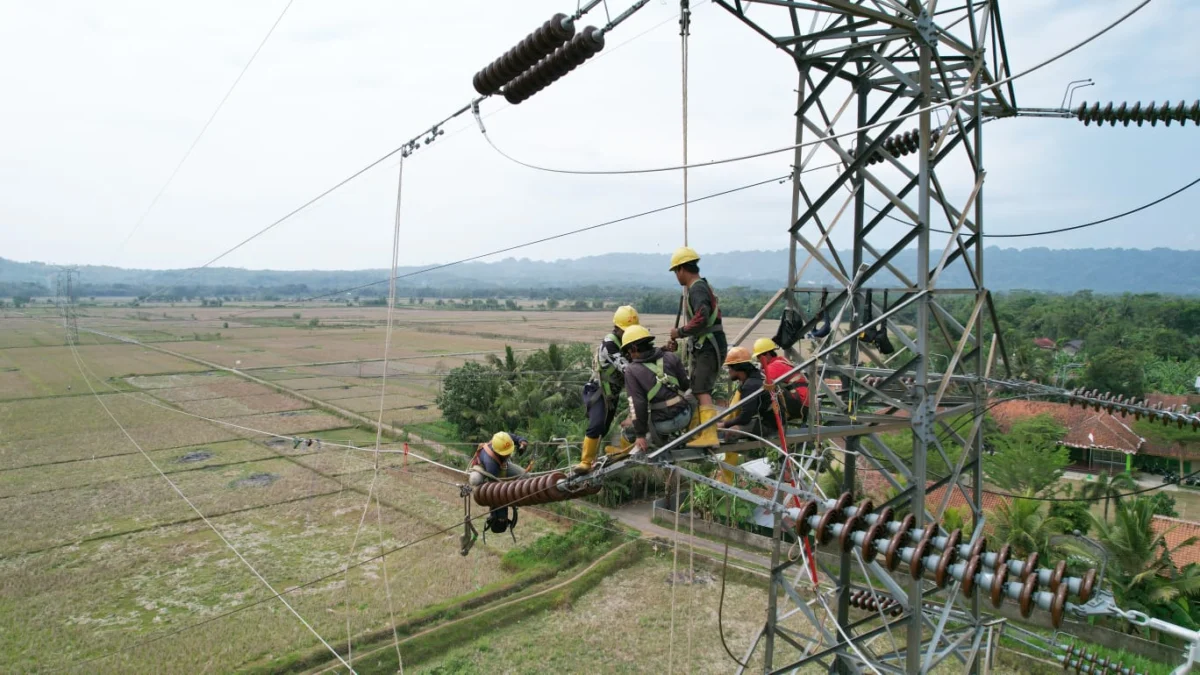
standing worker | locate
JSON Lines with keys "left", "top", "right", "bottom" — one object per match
{"left": 468, "top": 431, "right": 529, "bottom": 486}
{"left": 668, "top": 246, "right": 725, "bottom": 447}
{"left": 571, "top": 305, "right": 639, "bottom": 476}
{"left": 619, "top": 325, "right": 693, "bottom": 456}
{"left": 753, "top": 337, "right": 810, "bottom": 424}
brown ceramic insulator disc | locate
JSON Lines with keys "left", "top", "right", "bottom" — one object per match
{"left": 1051, "top": 582, "right": 1069, "bottom": 628}
{"left": 910, "top": 529, "right": 934, "bottom": 580}
{"left": 816, "top": 508, "right": 838, "bottom": 546}
{"left": 907, "top": 528, "right": 936, "bottom": 581}
{"left": 795, "top": 500, "right": 818, "bottom": 537}
{"left": 967, "top": 534, "right": 987, "bottom": 562}
{"left": 962, "top": 555, "right": 981, "bottom": 596}
{"left": 832, "top": 491, "right": 853, "bottom": 515}
{"left": 840, "top": 514, "right": 861, "bottom": 552}
{"left": 862, "top": 519, "right": 886, "bottom": 564}
{"left": 1050, "top": 560, "right": 1067, "bottom": 592}
{"left": 994, "top": 543, "right": 1012, "bottom": 571}
{"left": 1080, "top": 568, "right": 1097, "bottom": 603}
{"left": 1061, "top": 644, "right": 1076, "bottom": 669}
{"left": 1019, "top": 572, "right": 1039, "bottom": 618}
{"left": 989, "top": 564, "right": 1009, "bottom": 608}
{"left": 855, "top": 498, "right": 875, "bottom": 517}
{"left": 873, "top": 506, "right": 893, "bottom": 528}
{"left": 1021, "top": 552, "right": 1040, "bottom": 581}
{"left": 885, "top": 515, "right": 914, "bottom": 572}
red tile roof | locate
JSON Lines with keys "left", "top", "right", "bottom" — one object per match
{"left": 990, "top": 399, "right": 1144, "bottom": 455}
{"left": 1152, "top": 516, "right": 1200, "bottom": 568}
{"left": 1034, "top": 338, "right": 1057, "bottom": 350}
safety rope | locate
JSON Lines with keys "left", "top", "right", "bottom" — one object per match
{"left": 345, "top": 151, "right": 408, "bottom": 670}
{"left": 680, "top": 0, "right": 691, "bottom": 246}
{"left": 668, "top": 469, "right": 682, "bottom": 673}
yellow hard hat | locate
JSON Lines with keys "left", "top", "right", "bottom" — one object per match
{"left": 612, "top": 305, "right": 640, "bottom": 330}
{"left": 668, "top": 246, "right": 700, "bottom": 271}
{"left": 752, "top": 337, "right": 779, "bottom": 358}
{"left": 620, "top": 324, "right": 653, "bottom": 350}
{"left": 724, "top": 346, "right": 752, "bottom": 367}
{"left": 490, "top": 431, "right": 515, "bottom": 457}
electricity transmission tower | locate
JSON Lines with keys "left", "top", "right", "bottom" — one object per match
{"left": 55, "top": 267, "right": 80, "bottom": 346}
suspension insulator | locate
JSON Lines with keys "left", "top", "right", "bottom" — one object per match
{"left": 849, "top": 127, "right": 944, "bottom": 165}
{"left": 1075, "top": 99, "right": 1200, "bottom": 127}
{"left": 472, "top": 13, "right": 576, "bottom": 96}
{"left": 472, "top": 471, "right": 598, "bottom": 508}
{"left": 503, "top": 26, "right": 605, "bottom": 105}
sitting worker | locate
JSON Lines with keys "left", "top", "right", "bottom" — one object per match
{"left": 468, "top": 431, "right": 529, "bottom": 486}
{"left": 718, "top": 347, "right": 774, "bottom": 439}
{"left": 753, "top": 338, "right": 810, "bottom": 423}
{"left": 667, "top": 246, "right": 726, "bottom": 447}
{"left": 619, "top": 325, "right": 693, "bottom": 457}
{"left": 572, "top": 305, "right": 639, "bottom": 476}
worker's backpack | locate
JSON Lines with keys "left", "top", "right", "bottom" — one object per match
{"left": 485, "top": 506, "right": 518, "bottom": 536}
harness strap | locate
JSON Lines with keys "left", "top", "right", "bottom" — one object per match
{"left": 645, "top": 358, "right": 682, "bottom": 402}
{"left": 683, "top": 279, "right": 720, "bottom": 348}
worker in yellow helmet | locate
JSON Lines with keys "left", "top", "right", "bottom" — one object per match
{"left": 619, "top": 325, "right": 693, "bottom": 456}
{"left": 668, "top": 246, "right": 725, "bottom": 447}
{"left": 753, "top": 337, "right": 810, "bottom": 423}
{"left": 468, "top": 431, "right": 529, "bottom": 486}
{"left": 571, "top": 305, "right": 639, "bottom": 475}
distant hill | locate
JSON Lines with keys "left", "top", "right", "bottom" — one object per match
{"left": 3, "top": 247, "right": 1198, "bottom": 296}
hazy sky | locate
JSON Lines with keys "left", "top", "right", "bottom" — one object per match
{"left": 1, "top": 0, "right": 1198, "bottom": 272}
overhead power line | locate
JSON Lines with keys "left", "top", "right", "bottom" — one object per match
{"left": 224, "top": 168, "right": 823, "bottom": 318}
{"left": 478, "top": 0, "right": 1153, "bottom": 176}
{"left": 118, "top": 0, "right": 296, "bottom": 251}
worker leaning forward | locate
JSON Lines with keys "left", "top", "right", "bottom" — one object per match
{"left": 620, "top": 325, "right": 693, "bottom": 456}
{"left": 571, "top": 305, "right": 639, "bottom": 476}
{"left": 718, "top": 347, "right": 774, "bottom": 439}
{"left": 752, "top": 337, "right": 810, "bottom": 424}
{"left": 668, "top": 246, "right": 726, "bottom": 447}
{"left": 468, "top": 431, "right": 529, "bottom": 486}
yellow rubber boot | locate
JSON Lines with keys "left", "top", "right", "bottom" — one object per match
{"left": 571, "top": 437, "right": 601, "bottom": 476}
{"left": 718, "top": 452, "right": 742, "bottom": 484}
{"left": 687, "top": 405, "right": 721, "bottom": 448}
{"left": 605, "top": 435, "right": 632, "bottom": 457}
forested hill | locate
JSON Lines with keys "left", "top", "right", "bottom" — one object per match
{"left": 3, "top": 247, "right": 1198, "bottom": 296}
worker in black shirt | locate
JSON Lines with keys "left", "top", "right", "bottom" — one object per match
{"left": 667, "top": 246, "right": 725, "bottom": 447}
{"left": 619, "top": 325, "right": 693, "bottom": 456}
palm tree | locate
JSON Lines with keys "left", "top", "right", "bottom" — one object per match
{"left": 991, "top": 493, "right": 1069, "bottom": 562}
{"left": 1074, "top": 497, "right": 1200, "bottom": 629}
{"left": 1079, "top": 472, "right": 1137, "bottom": 522}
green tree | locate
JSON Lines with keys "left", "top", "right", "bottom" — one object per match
{"left": 1079, "top": 472, "right": 1138, "bottom": 522}
{"left": 983, "top": 414, "right": 1069, "bottom": 495}
{"left": 1149, "top": 492, "right": 1180, "bottom": 518}
{"left": 990, "top": 494, "right": 1068, "bottom": 562}
{"left": 436, "top": 362, "right": 503, "bottom": 440}
{"left": 1048, "top": 484, "right": 1092, "bottom": 536}
{"left": 1084, "top": 347, "right": 1146, "bottom": 398}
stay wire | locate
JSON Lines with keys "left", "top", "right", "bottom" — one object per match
{"left": 478, "top": 0, "right": 1153, "bottom": 176}
{"left": 117, "top": 0, "right": 296, "bottom": 251}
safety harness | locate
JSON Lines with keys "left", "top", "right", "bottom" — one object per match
{"left": 682, "top": 278, "right": 720, "bottom": 350}
{"left": 469, "top": 443, "right": 509, "bottom": 481}
{"left": 645, "top": 358, "right": 686, "bottom": 411}
{"left": 593, "top": 333, "right": 624, "bottom": 399}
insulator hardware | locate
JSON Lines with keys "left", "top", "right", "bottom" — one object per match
{"left": 791, "top": 492, "right": 1098, "bottom": 627}
{"left": 503, "top": 25, "right": 605, "bottom": 105}
{"left": 848, "top": 589, "right": 903, "bottom": 617}
{"left": 1059, "top": 644, "right": 1143, "bottom": 675}
{"left": 472, "top": 471, "right": 599, "bottom": 508}
{"left": 472, "top": 13, "right": 577, "bottom": 96}
{"left": 849, "top": 127, "right": 943, "bottom": 165}
{"left": 1075, "top": 99, "right": 1200, "bottom": 127}
{"left": 1066, "top": 387, "right": 1200, "bottom": 431}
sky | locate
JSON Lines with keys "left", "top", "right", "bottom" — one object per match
{"left": 1, "top": 0, "right": 1198, "bottom": 272}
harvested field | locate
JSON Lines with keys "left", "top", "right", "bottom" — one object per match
{"left": 0, "top": 343, "right": 204, "bottom": 397}
{"left": 177, "top": 392, "right": 311, "bottom": 418}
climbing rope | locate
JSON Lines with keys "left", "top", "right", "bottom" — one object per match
{"left": 667, "top": 469, "right": 683, "bottom": 673}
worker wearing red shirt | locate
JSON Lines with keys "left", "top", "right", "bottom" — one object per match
{"left": 752, "top": 338, "right": 809, "bottom": 422}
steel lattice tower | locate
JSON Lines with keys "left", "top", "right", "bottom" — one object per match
{"left": 55, "top": 268, "right": 80, "bottom": 346}
{"left": 715, "top": 1, "right": 1012, "bottom": 672}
